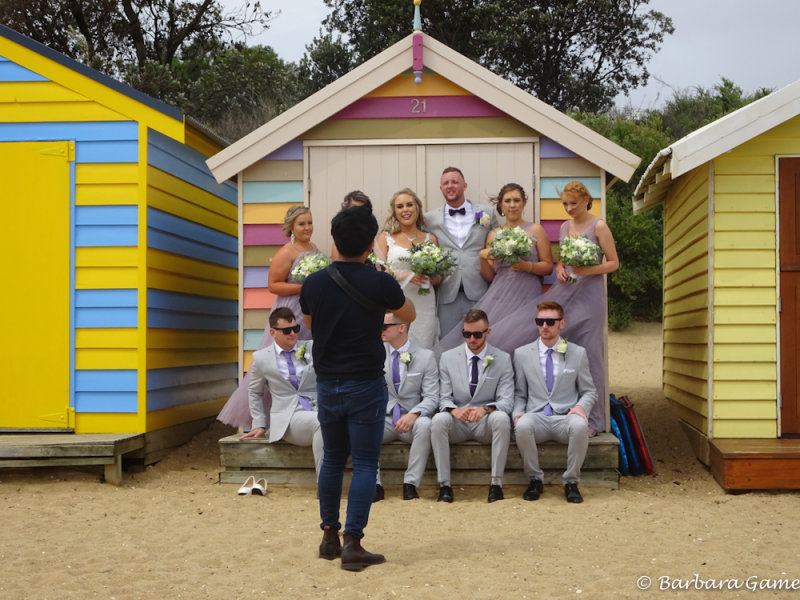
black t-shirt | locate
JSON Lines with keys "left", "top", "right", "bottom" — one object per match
{"left": 300, "top": 261, "right": 406, "bottom": 381}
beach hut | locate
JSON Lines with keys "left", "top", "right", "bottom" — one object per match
{"left": 0, "top": 25, "right": 238, "bottom": 477}
{"left": 633, "top": 81, "right": 800, "bottom": 490}
{"left": 207, "top": 22, "right": 641, "bottom": 485}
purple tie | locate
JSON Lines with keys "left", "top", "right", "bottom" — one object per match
{"left": 545, "top": 348, "right": 554, "bottom": 393}
{"left": 392, "top": 350, "right": 401, "bottom": 392}
{"left": 470, "top": 355, "right": 479, "bottom": 396}
{"left": 283, "top": 350, "right": 311, "bottom": 410}
{"left": 392, "top": 403, "right": 403, "bottom": 424}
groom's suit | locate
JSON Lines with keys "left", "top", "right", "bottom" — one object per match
{"left": 248, "top": 341, "right": 323, "bottom": 475}
{"left": 381, "top": 341, "right": 439, "bottom": 486}
{"left": 424, "top": 201, "right": 498, "bottom": 335}
{"left": 512, "top": 339, "right": 597, "bottom": 483}
{"left": 430, "top": 344, "right": 514, "bottom": 483}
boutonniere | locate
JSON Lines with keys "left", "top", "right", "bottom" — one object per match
{"left": 555, "top": 339, "right": 568, "bottom": 355}
{"left": 295, "top": 344, "right": 308, "bottom": 364}
{"left": 483, "top": 355, "right": 494, "bottom": 368}
{"left": 474, "top": 211, "right": 491, "bottom": 227}
{"left": 399, "top": 351, "right": 412, "bottom": 365}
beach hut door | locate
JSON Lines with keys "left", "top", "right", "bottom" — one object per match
{"left": 779, "top": 157, "right": 800, "bottom": 435}
{"left": 0, "top": 142, "right": 72, "bottom": 430}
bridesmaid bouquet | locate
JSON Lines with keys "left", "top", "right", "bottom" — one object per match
{"left": 559, "top": 235, "right": 601, "bottom": 283}
{"left": 407, "top": 241, "right": 456, "bottom": 295}
{"left": 290, "top": 253, "right": 330, "bottom": 283}
{"left": 489, "top": 226, "right": 535, "bottom": 265}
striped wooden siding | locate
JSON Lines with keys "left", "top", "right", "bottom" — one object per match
{"left": 144, "top": 130, "right": 238, "bottom": 416}
{"left": 709, "top": 131, "right": 782, "bottom": 438}
{"left": 662, "top": 166, "right": 710, "bottom": 435}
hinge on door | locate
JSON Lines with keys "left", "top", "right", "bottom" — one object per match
{"left": 777, "top": 298, "right": 781, "bottom": 312}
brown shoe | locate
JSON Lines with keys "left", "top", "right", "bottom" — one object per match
{"left": 340, "top": 533, "right": 386, "bottom": 571}
{"left": 318, "top": 526, "right": 341, "bottom": 560}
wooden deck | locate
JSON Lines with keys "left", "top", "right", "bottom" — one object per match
{"left": 710, "top": 438, "right": 800, "bottom": 491}
{"left": 0, "top": 433, "right": 145, "bottom": 485}
{"left": 219, "top": 432, "right": 620, "bottom": 489}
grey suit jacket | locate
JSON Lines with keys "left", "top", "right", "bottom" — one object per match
{"left": 424, "top": 201, "right": 499, "bottom": 302}
{"left": 384, "top": 342, "right": 439, "bottom": 418}
{"left": 512, "top": 341, "right": 596, "bottom": 419}
{"left": 247, "top": 341, "right": 318, "bottom": 441}
{"left": 438, "top": 344, "right": 514, "bottom": 414}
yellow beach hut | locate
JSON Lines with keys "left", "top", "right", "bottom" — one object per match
{"left": 0, "top": 25, "right": 238, "bottom": 475}
{"left": 206, "top": 28, "right": 641, "bottom": 484}
{"left": 633, "top": 80, "right": 800, "bottom": 490}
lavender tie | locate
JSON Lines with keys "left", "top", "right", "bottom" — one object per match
{"left": 545, "top": 348, "right": 554, "bottom": 393}
{"left": 283, "top": 350, "right": 312, "bottom": 411}
{"left": 392, "top": 403, "right": 403, "bottom": 424}
{"left": 392, "top": 350, "right": 401, "bottom": 392}
{"left": 470, "top": 355, "right": 479, "bottom": 396}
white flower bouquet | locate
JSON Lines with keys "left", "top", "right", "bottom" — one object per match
{"left": 559, "top": 235, "right": 601, "bottom": 283}
{"left": 367, "top": 251, "right": 393, "bottom": 275}
{"left": 407, "top": 240, "right": 457, "bottom": 295}
{"left": 489, "top": 226, "right": 535, "bottom": 265}
{"left": 290, "top": 253, "right": 330, "bottom": 283}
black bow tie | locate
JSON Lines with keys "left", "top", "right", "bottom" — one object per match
{"left": 448, "top": 207, "right": 466, "bottom": 216}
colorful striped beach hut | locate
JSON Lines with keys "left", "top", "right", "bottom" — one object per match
{"left": 206, "top": 30, "right": 641, "bottom": 432}
{"left": 633, "top": 80, "right": 800, "bottom": 490}
{"left": 0, "top": 25, "right": 237, "bottom": 460}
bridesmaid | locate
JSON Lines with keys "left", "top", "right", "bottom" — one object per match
{"left": 374, "top": 188, "right": 441, "bottom": 348}
{"left": 437, "top": 183, "right": 552, "bottom": 353}
{"left": 217, "top": 205, "right": 322, "bottom": 428}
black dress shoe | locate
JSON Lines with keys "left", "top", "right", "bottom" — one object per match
{"left": 318, "top": 526, "right": 341, "bottom": 560}
{"left": 341, "top": 533, "right": 386, "bottom": 571}
{"left": 523, "top": 478, "right": 544, "bottom": 501}
{"left": 487, "top": 484, "right": 504, "bottom": 503}
{"left": 373, "top": 484, "right": 385, "bottom": 503}
{"left": 437, "top": 485, "right": 454, "bottom": 503}
{"left": 402, "top": 483, "right": 419, "bottom": 500}
{"left": 564, "top": 482, "right": 584, "bottom": 503}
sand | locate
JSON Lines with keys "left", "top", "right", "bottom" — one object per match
{"left": 2, "top": 322, "right": 799, "bottom": 599}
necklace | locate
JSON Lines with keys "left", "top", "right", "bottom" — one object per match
{"left": 403, "top": 230, "right": 420, "bottom": 243}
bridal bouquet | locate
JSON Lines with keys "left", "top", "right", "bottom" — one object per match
{"left": 290, "top": 253, "right": 330, "bottom": 283}
{"left": 559, "top": 235, "right": 601, "bottom": 283}
{"left": 407, "top": 241, "right": 456, "bottom": 295}
{"left": 489, "top": 226, "right": 535, "bottom": 265}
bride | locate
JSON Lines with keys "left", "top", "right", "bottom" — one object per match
{"left": 374, "top": 188, "right": 440, "bottom": 349}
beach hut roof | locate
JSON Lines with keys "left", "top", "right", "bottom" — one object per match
{"left": 206, "top": 32, "right": 640, "bottom": 184}
{"left": 633, "top": 79, "right": 800, "bottom": 214}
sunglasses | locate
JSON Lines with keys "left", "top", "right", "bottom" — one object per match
{"left": 535, "top": 318, "right": 560, "bottom": 326}
{"left": 382, "top": 323, "right": 402, "bottom": 330}
{"left": 273, "top": 324, "right": 301, "bottom": 335}
{"left": 462, "top": 329, "right": 488, "bottom": 339}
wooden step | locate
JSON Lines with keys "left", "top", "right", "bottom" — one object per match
{"left": 0, "top": 433, "right": 145, "bottom": 485}
{"left": 219, "top": 432, "right": 620, "bottom": 488}
{"left": 710, "top": 438, "right": 800, "bottom": 491}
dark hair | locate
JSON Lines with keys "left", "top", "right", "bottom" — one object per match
{"left": 341, "top": 190, "right": 373, "bottom": 211}
{"left": 491, "top": 183, "right": 528, "bottom": 217}
{"left": 442, "top": 166, "right": 465, "bottom": 180}
{"left": 537, "top": 301, "right": 564, "bottom": 319}
{"left": 463, "top": 308, "right": 489, "bottom": 326}
{"left": 269, "top": 306, "right": 297, "bottom": 327}
{"left": 332, "top": 206, "right": 378, "bottom": 257}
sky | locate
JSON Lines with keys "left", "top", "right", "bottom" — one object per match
{"left": 225, "top": 0, "right": 800, "bottom": 109}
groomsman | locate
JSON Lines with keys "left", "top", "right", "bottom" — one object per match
{"left": 431, "top": 309, "right": 514, "bottom": 503}
{"left": 374, "top": 313, "right": 439, "bottom": 501}
{"left": 424, "top": 167, "right": 499, "bottom": 338}
{"left": 512, "top": 301, "right": 597, "bottom": 503}
{"left": 240, "top": 307, "right": 323, "bottom": 478}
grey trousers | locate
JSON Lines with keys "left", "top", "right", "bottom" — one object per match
{"left": 431, "top": 410, "right": 510, "bottom": 483}
{"left": 379, "top": 415, "right": 432, "bottom": 486}
{"left": 282, "top": 410, "right": 324, "bottom": 478}
{"left": 514, "top": 412, "right": 589, "bottom": 483}
{"left": 437, "top": 288, "right": 475, "bottom": 341}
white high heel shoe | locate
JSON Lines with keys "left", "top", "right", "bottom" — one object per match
{"left": 252, "top": 478, "right": 267, "bottom": 495}
{"left": 238, "top": 475, "right": 256, "bottom": 495}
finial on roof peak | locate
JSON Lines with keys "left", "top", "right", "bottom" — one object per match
{"left": 412, "top": 0, "right": 423, "bottom": 84}
{"left": 413, "top": 0, "right": 422, "bottom": 32}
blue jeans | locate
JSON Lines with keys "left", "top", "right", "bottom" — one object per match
{"left": 316, "top": 377, "right": 387, "bottom": 539}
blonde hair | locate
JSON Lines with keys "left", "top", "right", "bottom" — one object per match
{"left": 282, "top": 205, "right": 311, "bottom": 237}
{"left": 382, "top": 188, "right": 427, "bottom": 234}
{"left": 560, "top": 180, "right": 593, "bottom": 210}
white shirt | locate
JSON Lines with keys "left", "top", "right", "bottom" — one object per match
{"left": 443, "top": 200, "right": 475, "bottom": 248}
{"left": 274, "top": 342, "right": 308, "bottom": 383}
{"left": 387, "top": 340, "right": 411, "bottom": 382}
{"left": 464, "top": 343, "right": 488, "bottom": 382}
{"left": 538, "top": 337, "right": 564, "bottom": 382}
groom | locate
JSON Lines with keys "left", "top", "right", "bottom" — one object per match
{"left": 425, "top": 167, "right": 498, "bottom": 338}
{"left": 512, "top": 301, "right": 597, "bottom": 503}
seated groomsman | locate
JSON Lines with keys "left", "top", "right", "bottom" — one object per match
{"left": 513, "top": 301, "right": 597, "bottom": 503}
{"left": 240, "top": 307, "right": 323, "bottom": 478}
{"left": 374, "top": 312, "right": 439, "bottom": 502}
{"left": 431, "top": 309, "right": 514, "bottom": 503}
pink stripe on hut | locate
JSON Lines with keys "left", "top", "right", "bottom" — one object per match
{"left": 331, "top": 96, "right": 507, "bottom": 120}
{"left": 243, "top": 224, "right": 287, "bottom": 246}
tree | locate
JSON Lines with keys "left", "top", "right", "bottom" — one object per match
{"left": 311, "top": 0, "right": 673, "bottom": 113}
